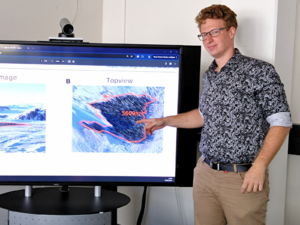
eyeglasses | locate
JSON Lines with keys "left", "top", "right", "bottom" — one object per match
{"left": 197, "top": 27, "right": 230, "bottom": 41}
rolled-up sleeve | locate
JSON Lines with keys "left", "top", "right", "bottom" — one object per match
{"left": 256, "top": 65, "right": 291, "bottom": 124}
{"left": 266, "top": 112, "right": 292, "bottom": 127}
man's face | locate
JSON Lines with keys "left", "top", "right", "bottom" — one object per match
{"left": 200, "top": 18, "right": 235, "bottom": 60}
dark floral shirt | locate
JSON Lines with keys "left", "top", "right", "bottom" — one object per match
{"left": 199, "top": 49, "right": 290, "bottom": 164}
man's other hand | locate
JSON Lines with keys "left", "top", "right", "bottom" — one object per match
{"left": 240, "top": 165, "right": 266, "bottom": 194}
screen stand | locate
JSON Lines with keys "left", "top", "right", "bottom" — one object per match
{"left": 57, "top": 185, "right": 101, "bottom": 197}
{"left": 25, "top": 185, "right": 32, "bottom": 197}
{"left": 25, "top": 185, "right": 101, "bottom": 196}
{"left": 0, "top": 187, "right": 130, "bottom": 225}
{"left": 94, "top": 186, "right": 101, "bottom": 197}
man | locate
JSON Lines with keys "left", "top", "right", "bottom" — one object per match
{"left": 136, "top": 4, "right": 291, "bottom": 225}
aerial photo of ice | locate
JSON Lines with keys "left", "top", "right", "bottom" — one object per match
{"left": 0, "top": 83, "right": 46, "bottom": 153}
{"left": 72, "top": 85, "right": 165, "bottom": 153}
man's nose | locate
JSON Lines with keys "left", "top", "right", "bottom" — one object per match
{"left": 206, "top": 33, "right": 213, "bottom": 42}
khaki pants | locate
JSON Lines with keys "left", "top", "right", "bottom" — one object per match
{"left": 193, "top": 158, "right": 269, "bottom": 225}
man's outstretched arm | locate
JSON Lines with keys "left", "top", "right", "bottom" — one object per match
{"left": 136, "top": 109, "right": 204, "bottom": 135}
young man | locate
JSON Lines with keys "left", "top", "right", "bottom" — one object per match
{"left": 136, "top": 4, "right": 291, "bottom": 225}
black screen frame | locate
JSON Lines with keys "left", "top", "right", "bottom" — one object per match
{"left": 0, "top": 41, "right": 201, "bottom": 187}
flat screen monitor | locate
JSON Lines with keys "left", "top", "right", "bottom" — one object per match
{"left": 0, "top": 41, "right": 200, "bottom": 187}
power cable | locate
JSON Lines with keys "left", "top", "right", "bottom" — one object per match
{"left": 72, "top": 0, "right": 79, "bottom": 24}
{"left": 137, "top": 186, "right": 147, "bottom": 225}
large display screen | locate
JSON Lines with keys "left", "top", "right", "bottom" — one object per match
{"left": 0, "top": 41, "right": 200, "bottom": 186}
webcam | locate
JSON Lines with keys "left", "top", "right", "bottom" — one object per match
{"left": 48, "top": 18, "right": 83, "bottom": 42}
{"left": 59, "top": 18, "right": 74, "bottom": 37}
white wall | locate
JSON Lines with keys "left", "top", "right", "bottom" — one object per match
{"left": 102, "top": 0, "right": 297, "bottom": 224}
{"left": 0, "top": 0, "right": 103, "bottom": 42}
{"left": 270, "top": 0, "right": 297, "bottom": 224}
{"left": 102, "top": 0, "right": 125, "bottom": 44}
{"left": 285, "top": 0, "right": 300, "bottom": 225}
{"left": 291, "top": 0, "right": 300, "bottom": 125}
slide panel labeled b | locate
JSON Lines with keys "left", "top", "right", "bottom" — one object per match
{"left": 72, "top": 85, "right": 164, "bottom": 153}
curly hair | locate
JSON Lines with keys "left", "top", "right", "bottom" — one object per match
{"left": 195, "top": 4, "right": 238, "bottom": 30}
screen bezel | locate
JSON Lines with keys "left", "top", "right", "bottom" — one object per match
{"left": 0, "top": 41, "right": 201, "bottom": 187}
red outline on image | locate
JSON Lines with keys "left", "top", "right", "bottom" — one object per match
{"left": 0, "top": 122, "right": 31, "bottom": 128}
{"left": 79, "top": 93, "right": 157, "bottom": 143}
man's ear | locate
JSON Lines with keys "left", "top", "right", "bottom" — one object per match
{"left": 229, "top": 27, "right": 236, "bottom": 39}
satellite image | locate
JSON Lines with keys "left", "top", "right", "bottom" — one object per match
{"left": 72, "top": 85, "right": 165, "bottom": 153}
{"left": 0, "top": 83, "right": 46, "bottom": 153}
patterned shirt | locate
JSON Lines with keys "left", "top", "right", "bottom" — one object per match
{"left": 199, "top": 49, "right": 291, "bottom": 164}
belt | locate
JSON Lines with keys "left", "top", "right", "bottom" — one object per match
{"left": 203, "top": 157, "right": 252, "bottom": 172}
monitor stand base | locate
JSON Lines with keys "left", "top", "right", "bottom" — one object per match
{"left": 0, "top": 187, "right": 130, "bottom": 225}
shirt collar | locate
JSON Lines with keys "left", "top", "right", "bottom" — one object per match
{"left": 208, "top": 48, "right": 242, "bottom": 72}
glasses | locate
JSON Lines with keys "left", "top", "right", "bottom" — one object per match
{"left": 197, "top": 27, "right": 230, "bottom": 41}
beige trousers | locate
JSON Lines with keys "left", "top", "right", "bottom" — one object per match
{"left": 193, "top": 158, "right": 269, "bottom": 225}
